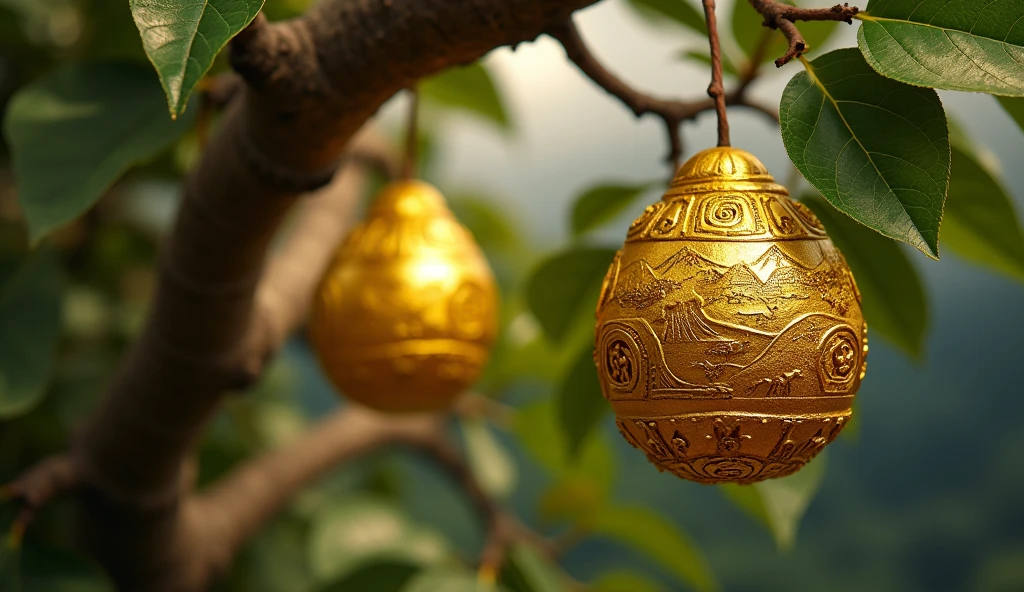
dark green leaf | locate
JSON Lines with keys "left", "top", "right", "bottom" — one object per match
{"left": 732, "top": 0, "right": 838, "bottom": 68}
{"left": 781, "top": 49, "right": 950, "bottom": 258}
{"left": 624, "top": 0, "right": 706, "bottom": 35}
{"left": 943, "top": 145, "right": 1024, "bottom": 282}
{"left": 591, "top": 507, "right": 717, "bottom": 592}
{"left": 500, "top": 544, "right": 566, "bottom": 592}
{"left": 420, "top": 62, "right": 510, "bottom": 130}
{"left": 720, "top": 452, "right": 828, "bottom": 552}
{"left": 998, "top": 97, "right": 1024, "bottom": 133}
{"left": 678, "top": 49, "right": 740, "bottom": 77}
{"left": 402, "top": 567, "right": 503, "bottom": 592}
{"left": 307, "top": 497, "right": 448, "bottom": 583}
{"left": 557, "top": 346, "right": 607, "bottom": 458}
{"left": 857, "top": 0, "right": 1024, "bottom": 96}
{"left": 802, "top": 194, "right": 928, "bottom": 358}
{"left": 4, "top": 63, "right": 196, "bottom": 242}
{"left": 571, "top": 183, "right": 653, "bottom": 238}
{"left": 317, "top": 561, "right": 420, "bottom": 592}
{"left": 461, "top": 419, "right": 517, "bottom": 499}
{"left": 514, "top": 399, "right": 615, "bottom": 493}
{"left": 0, "top": 249, "right": 63, "bottom": 418}
{"left": 537, "top": 478, "right": 606, "bottom": 526}
{"left": 592, "top": 570, "right": 665, "bottom": 592}
{"left": 525, "top": 247, "right": 616, "bottom": 344}
{"left": 131, "top": 0, "right": 264, "bottom": 116}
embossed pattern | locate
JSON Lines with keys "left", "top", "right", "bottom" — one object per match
{"left": 311, "top": 180, "right": 499, "bottom": 413}
{"left": 596, "top": 147, "right": 866, "bottom": 484}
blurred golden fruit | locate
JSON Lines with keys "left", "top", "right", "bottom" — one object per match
{"left": 311, "top": 180, "right": 498, "bottom": 413}
{"left": 595, "top": 147, "right": 866, "bottom": 484}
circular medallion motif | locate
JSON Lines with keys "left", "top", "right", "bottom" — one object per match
{"left": 606, "top": 340, "right": 635, "bottom": 389}
{"left": 819, "top": 327, "right": 860, "bottom": 391}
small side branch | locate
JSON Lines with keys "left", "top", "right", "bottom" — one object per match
{"left": 747, "top": 1, "right": 860, "bottom": 66}
{"left": 1, "top": 455, "right": 80, "bottom": 543}
{"left": 547, "top": 20, "right": 777, "bottom": 167}
{"left": 702, "top": 0, "right": 730, "bottom": 147}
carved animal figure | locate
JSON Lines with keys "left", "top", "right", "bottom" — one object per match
{"left": 748, "top": 369, "right": 803, "bottom": 397}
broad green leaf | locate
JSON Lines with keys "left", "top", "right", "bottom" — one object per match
{"left": 571, "top": 183, "right": 652, "bottom": 238}
{"left": 4, "top": 63, "right": 196, "bottom": 242}
{"left": 781, "top": 49, "right": 950, "bottom": 258}
{"left": 308, "top": 497, "right": 448, "bottom": 583}
{"left": 500, "top": 544, "right": 566, "bottom": 592}
{"left": 449, "top": 196, "right": 521, "bottom": 254}
{"left": 998, "top": 97, "right": 1024, "bottom": 133}
{"left": 317, "top": 561, "right": 420, "bottom": 592}
{"left": 943, "top": 145, "right": 1024, "bottom": 282}
{"left": 420, "top": 62, "right": 510, "bottom": 131}
{"left": 131, "top": 0, "right": 264, "bottom": 116}
{"left": 624, "top": 0, "right": 706, "bottom": 35}
{"left": 592, "top": 570, "right": 666, "bottom": 592}
{"left": 678, "top": 49, "right": 740, "bottom": 77}
{"left": 460, "top": 419, "right": 518, "bottom": 500}
{"left": 720, "top": 453, "right": 828, "bottom": 552}
{"left": 802, "top": 195, "right": 928, "bottom": 358}
{"left": 537, "top": 478, "right": 606, "bottom": 526}
{"left": 514, "top": 399, "right": 615, "bottom": 494}
{"left": 857, "top": 0, "right": 1024, "bottom": 96}
{"left": 0, "top": 250, "right": 63, "bottom": 418}
{"left": 557, "top": 346, "right": 607, "bottom": 458}
{"left": 591, "top": 506, "right": 717, "bottom": 592}
{"left": 732, "top": 0, "right": 838, "bottom": 67}
{"left": 402, "top": 567, "right": 503, "bottom": 592}
{"left": 525, "top": 247, "right": 616, "bottom": 344}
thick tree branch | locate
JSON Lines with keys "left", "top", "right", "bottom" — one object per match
{"left": 547, "top": 20, "right": 777, "bottom": 167}
{"left": 62, "top": 1, "right": 601, "bottom": 590}
{"left": 746, "top": 1, "right": 859, "bottom": 66}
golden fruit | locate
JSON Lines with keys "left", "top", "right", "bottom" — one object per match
{"left": 595, "top": 147, "right": 867, "bottom": 484}
{"left": 311, "top": 180, "right": 498, "bottom": 413}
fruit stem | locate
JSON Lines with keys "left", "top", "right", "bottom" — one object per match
{"left": 702, "top": 0, "right": 731, "bottom": 147}
{"left": 402, "top": 86, "right": 420, "bottom": 179}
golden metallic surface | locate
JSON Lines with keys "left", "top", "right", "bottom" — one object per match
{"left": 311, "top": 180, "right": 498, "bottom": 413}
{"left": 595, "top": 147, "right": 867, "bottom": 484}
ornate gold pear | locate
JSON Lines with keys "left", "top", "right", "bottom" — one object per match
{"left": 595, "top": 147, "right": 867, "bottom": 484}
{"left": 311, "top": 179, "right": 499, "bottom": 413}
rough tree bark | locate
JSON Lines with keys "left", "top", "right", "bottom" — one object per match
{"left": 63, "top": 1, "right": 597, "bottom": 590}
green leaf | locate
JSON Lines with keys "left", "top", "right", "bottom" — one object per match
{"left": 525, "top": 247, "right": 616, "bottom": 344}
{"left": 624, "top": 0, "right": 706, "bottom": 35}
{"left": 592, "top": 570, "right": 665, "bottom": 592}
{"left": 720, "top": 453, "right": 828, "bottom": 552}
{"left": 571, "top": 183, "right": 652, "bottom": 238}
{"left": 317, "top": 561, "right": 420, "bottom": 592}
{"left": 514, "top": 399, "right": 615, "bottom": 493}
{"left": 781, "top": 48, "right": 950, "bottom": 258}
{"left": 131, "top": 0, "right": 264, "bottom": 116}
{"left": 0, "top": 250, "right": 63, "bottom": 419}
{"left": 0, "top": 538, "right": 20, "bottom": 592}
{"left": 308, "top": 497, "right": 449, "bottom": 583}
{"left": 402, "top": 567, "right": 502, "bottom": 592}
{"left": 500, "top": 544, "right": 566, "bottom": 592}
{"left": 942, "top": 144, "right": 1024, "bottom": 282}
{"left": 4, "top": 62, "right": 197, "bottom": 242}
{"left": 802, "top": 195, "right": 928, "bottom": 358}
{"left": 678, "top": 49, "right": 740, "bottom": 77}
{"left": 857, "top": 0, "right": 1024, "bottom": 97}
{"left": 557, "top": 346, "right": 607, "bottom": 458}
{"left": 536, "top": 478, "right": 605, "bottom": 527}
{"left": 998, "top": 97, "right": 1024, "bottom": 133}
{"left": 591, "top": 507, "right": 717, "bottom": 592}
{"left": 449, "top": 195, "right": 521, "bottom": 254}
{"left": 460, "top": 418, "right": 518, "bottom": 500}
{"left": 420, "top": 62, "right": 510, "bottom": 130}
{"left": 732, "top": 0, "right": 838, "bottom": 67}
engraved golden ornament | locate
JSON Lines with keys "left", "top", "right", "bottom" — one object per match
{"left": 595, "top": 147, "right": 867, "bottom": 484}
{"left": 311, "top": 179, "right": 499, "bottom": 413}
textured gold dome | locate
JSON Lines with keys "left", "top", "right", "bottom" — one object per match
{"left": 311, "top": 180, "right": 498, "bottom": 413}
{"left": 595, "top": 147, "right": 867, "bottom": 484}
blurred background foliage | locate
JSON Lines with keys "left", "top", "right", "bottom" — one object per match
{"left": 1, "top": 0, "right": 1023, "bottom": 591}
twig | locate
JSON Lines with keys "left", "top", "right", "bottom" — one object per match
{"left": 1, "top": 456, "right": 80, "bottom": 539}
{"left": 746, "top": 1, "right": 859, "bottom": 66}
{"left": 547, "top": 20, "right": 778, "bottom": 168}
{"left": 402, "top": 87, "right": 420, "bottom": 179}
{"left": 701, "top": 0, "right": 730, "bottom": 147}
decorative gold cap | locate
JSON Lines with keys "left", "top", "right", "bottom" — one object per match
{"left": 368, "top": 179, "right": 449, "bottom": 217}
{"left": 665, "top": 147, "right": 786, "bottom": 198}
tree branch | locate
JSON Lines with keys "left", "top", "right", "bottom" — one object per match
{"left": 547, "top": 19, "right": 777, "bottom": 168}
{"left": 701, "top": 0, "right": 730, "bottom": 147}
{"left": 746, "top": 1, "right": 859, "bottom": 66}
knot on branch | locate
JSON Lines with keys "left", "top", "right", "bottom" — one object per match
{"left": 748, "top": 0, "right": 859, "bottom": 66}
